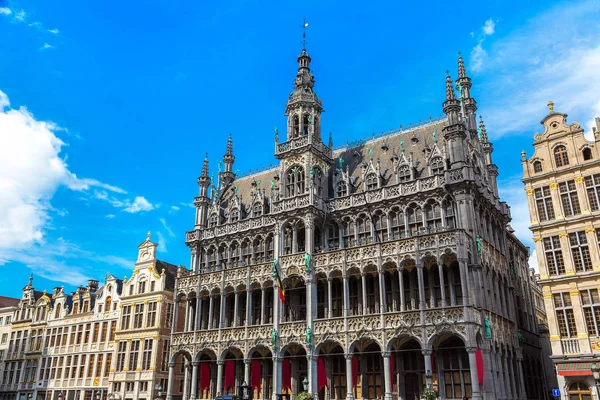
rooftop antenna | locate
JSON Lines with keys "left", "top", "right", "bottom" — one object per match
{"left": 301, "top": 18, "right": 309, "bottom": 50}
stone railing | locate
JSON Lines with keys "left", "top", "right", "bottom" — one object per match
{"left": 271, "top": 194, "right": 311, "bottom": 214}
{"left": 186, "top": 215, "right": 276, "bottom": 243}
{"left": 561, "top": 338, "right": 580, "bottom": 354}
{"left": 276, "top": 134, "right": 332, "bottom": 158}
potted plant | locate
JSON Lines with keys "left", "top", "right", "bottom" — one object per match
{"left": 422, "top": 388, "right": 439, "bottom": 400}
{"left": 296, "top": 392, "right": 312, "bottom": 400}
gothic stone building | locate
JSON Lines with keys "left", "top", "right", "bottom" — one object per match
{"left": 170, "top": 47, "right": 548, "bottom": 400}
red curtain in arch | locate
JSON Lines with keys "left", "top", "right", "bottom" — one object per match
{"left": 476, "top": 348, "right": 484, "bottom": 384}
{"left": 282, "top": 359, "right": 291, "bottom": 390}
{"left": 317, "top": 358, "right": 328, "bottom": 391}
{"left": 351, "top": 356, "right": 359, "bottom": 388}
{"left": 390, "top": 353, "right": 396, "bottom": 390}
{"left": 251, "top": 360, "right": 261, "bottom": 390}
{"left": 200, "top": 363, "right": 211, "bottom": 392}
{"left": 224, "top": 360, "right": 235, "bottom": 390}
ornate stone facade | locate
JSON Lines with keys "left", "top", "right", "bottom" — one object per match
{"left": 523, "top": 105, "right": 600, "bottom": 397}
{"left": 171, "top": 47, "right": 547, "bottom": 400}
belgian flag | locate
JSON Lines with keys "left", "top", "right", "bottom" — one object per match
{"left": 272, "top": 259, "right": 286, "bottom": 304}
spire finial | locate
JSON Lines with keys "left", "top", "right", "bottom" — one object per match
{"left": 458, "top": 52, "right": 466, "bottom": 79}
{"left": 445, "top": 72, "right": 455, "bottom": 101}
{"left": 147, "top": 231, "right": 151, "bottom": 240}
{"left": 28, "top": 274, "right": 33, "bottom": 286}
{"left": 547, "top": 100, "right": 554, "bottom": 113}
{"left": 300, "top": 18, "right": 309, "bottom": 50}
{"left": 201, "top": 153, "right": 209, "bottom": 177}
{"left": 479, "top": 116, "right": 489, "bottom": 142}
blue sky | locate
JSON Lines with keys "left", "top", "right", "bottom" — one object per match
{"left": 1, "top": 0, "right": 599, "bottom": 298}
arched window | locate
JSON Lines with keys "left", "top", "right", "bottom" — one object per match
{"left": 208, "top": 213, "right": 218, "bottom": 228}
{"left": 302, "top": 114, "right": 310, "bottom": 135}
{"left": 328, "top": 222, "right": 340, "bottom": 249}
{"left": 398, "top": 165, "right": 411, "bottom": 182}
{"left": 241, "top": 239, "right": 251, "bottom": 265}
{"left": 533, "top": 161, "right": 543, "bottom": 173}
{"left": 443, "top": 200, "right": 456, "bottom": 228}
{"left": 389, "top": 208, "right": 406, "bottom": 239}
{"left": 430, "top": 157, "right": 444, "bottom": 175}
{"left": 356, "top": 215, "right": 371, "bottom": 245}
{"left": 424, "top": 201, "right": 442, "bottom": 232}
{"left": 365, "top": 173, "right": 378, "bottom": 190}
{"left": 105, "top": 297, "right": 112, "bottom": 312}
{"left": 342, "top": 219, "right": 355, "bottom": 248}
{"left": 230, "top": 208, "right": 239, "bottom": 223}
{"left": 252, "top": 202, "right": 262, "bottom": 217}
{"left": 54, "top": 303, "right": 62, "bottom": 319}
{"left": 407, "top": 204, "right": 423, "bottom": 234}
{"left": 554, "top": 145, "right": 569, "bottom": 167}
{"left": 373, "top": 212, "right": 387, "bottom": 242}
{"left": 138, "top": 279, "right": 146, "bottom": 294}
{"left": 583, "top": 147, "right": 593, "bottom": 161}
{"left": 336, "top": 181, "right": 348, "bottom": 197}
{"left": 312, "top": 167, "right": 323, "bottom": 197}
{"left": 285, "top": 166, "right": 305, "bottom": 197}
{"left": 253, "top": 237, "right": 265, "bottom": 262}
{"left": 292, "top": 115, "right": 300, "bottom": 138}
{"left": 265, "top": 234, "right": 274, "bottom": 260}
{"left": 567, "top": 382, "right": 591, "bottom": 399}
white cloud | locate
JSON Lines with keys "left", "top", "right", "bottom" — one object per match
{"left": 498, "top": 176, "right": 533, "bottom": 247}
{"left": 477, "top": 1, "right": 600, "bottom": 138}
{"left": 159, "top": 218, "right": 175, "bottom": 238}
{"left": 40, "top": 43, "right": 53, "bottom": 50}
{"left": 0, "top": 89, "right": 123, "bottom": 259}
{"left": 14, "top": 10, "right": 25, "bottom": 21}
{"left": 482, "top": 19, "right": 495, "bottom": 36}
{"left": 170, "top": 205, "right": 180, "bottom": 212}
{"left": 528, "top": 249, "right": 539, "bottom": 273}
{"left": 0, "top": 7, "right": 11, "bottom": 15}
{"left": 105, "top": 214, "right": 115, "bottom": 219}
{"left": 124, "top": 196, "right": 154, "bottom": 213}
{"left": 48, "top": 28, "right": 59, "bottom": 35}
{"left": 470, "top": 43, "right": 487, "bottom": 73}
{"left": 156, "top": 231, "right": 168, "bottom": 253}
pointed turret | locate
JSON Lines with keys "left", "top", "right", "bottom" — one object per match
{"left": 195, "top": 154, "right": 211, "bottom": 227}
{"left": 479, "top": 116, "right": 499, "bottom": 196}
{"left": 442, "top": 72, "right": 467, "bottom": 167}
{"left": 479, "top": 116, "right": 489, "bottom": 143}
{"left": 455, "top": 52, "right": 478, "bottom": 134}
{"left": 220, "top": 135, "right": 236, "bottom": 187}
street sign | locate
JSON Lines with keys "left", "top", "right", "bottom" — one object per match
{"left": 552, "top": 388, "right": 560, "bottom": 397}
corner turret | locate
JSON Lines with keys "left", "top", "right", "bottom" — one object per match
{"left": 195, "top": 154, "right": 211, "bottom": 227}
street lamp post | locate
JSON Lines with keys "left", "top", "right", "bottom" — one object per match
{"left": 154, "top": 384, "right": 163, "bottom": 400}
{"left": 591, "top": 364, "right": 600, "bottom": 398}
{"left": 95, "top": 390, "right": 101, "bottom": 400}
{"left": 302, "top": 377, "right": 308, "bottom": 392}
{"left": 57, "top": 391, "right": 64, "bottom": 400}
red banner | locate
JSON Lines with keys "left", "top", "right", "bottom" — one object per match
{"left": 352, "top": 356, "right": 359, "bottom": 388}
{"left": 200, "top": 363, "right": 211, "bottom": 392}
{"left": 224, "top": 360, "right": 235, "bottom": 390}
{"left": 318, "top": 358, "right": 328, "bottom": 391}
{"left": 251, "top": 360, "right": 262, "bottom": 389}
{"left": 476, "top": 348, "right": 484, "bottom": 384}
{"left": 282, "top": 359, "right": 291, "bottom": 390}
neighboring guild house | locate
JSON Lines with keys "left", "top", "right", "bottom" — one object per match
{"left": 169, "top": 42, "right": 549, "bottom": 400}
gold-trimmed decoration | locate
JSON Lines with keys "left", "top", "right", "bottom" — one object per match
{"left": 583, "top": 210, "right": 591, "bottom": 215}
{"left": 550, "top": 335, "right": 560, "bottom": 340}
{"left": 578, "top": 333, "right": 589, "bottom": 338}
{"left": 526, "top": 189, "right": 535, "bottom": 196}
{"left": 149, "top": 265, "right": 161, "bottom": 279}
{"left": 144, "top": 300, "right": 149, "bottom": 305}
{"left": 585, "top": 228, "right": 595, "bottom": 233}
{"left": 566, "top": 271, "right": 575, "bottom": 275}
{"left": 575, "top": 177, "right": 584, "bottom": 184}
{"left": 543, "top": 294, "right": 552, "bottom": 299}
{"left": 570, "top": 290, "right": 580, "bottom": 296}
{"left": 533, "top": 238, "right": 543, "bottom": 243}
{"left": 559, "top": 233, "right": 569, "bottom": 238}
{"left": 550, "top": 183, "right": 559, "bottom": 190}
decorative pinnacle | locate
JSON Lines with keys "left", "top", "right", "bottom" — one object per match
{"left": 147, "top": 231, "right": 151, "bottom": 240}
{"left": 225, "top": 134, "right": 233, "bottom": 157}
{"left": 458, "top": 52, "right": 466, "bottom": 79}
{"left": 479, "top": 116, "right": 489, "bottom": 143}
{"left": 201, "top": 153, "right": 209, "bottom": 177}
{"left": 300, "top": 18, "right": 309, "bottom": 50}
{"left": 445, "top": 72, "right": 455, "bottom": 101}
{"left": 547, "top": 100, "right": 554, "bottom": 113}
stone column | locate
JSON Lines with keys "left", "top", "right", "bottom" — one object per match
{"left": 458, "top": 258, "right": 470, "bottom": 306}
{"left": 438, "top": 263, "right": 446, "bottom": 308}
{"left": 516, "top": 350, "right": 526, "bottom": 400}
{"left": 166, "top": 362, "right": 176, "bottom": 400}
{"left": 327, "top": 278, "right": 333, "bottom": 319}
{"left": 233, "top": 290, "right": 240, "bottom": 327}
{"left": 190, "top": 361, "right": 199, "bottom": 400}
{"left": 216, "top": 360, "right": 224, "bottom": 396}
{"left": 196, "top": 296, "right": 203, "bottom": 331}
{"left": 382, "top": 352, "right": 392, "bottom": 400}
{"left": 220, "top": 292, "right": 227, "bottom": 329}
{"left": 398, "top": 266, "right": 405, "bottom": 312}
{"left": 417, "top": 264, "right": 426, "bottom": 310}
{"left": 466, "top": 347, "right": 481, "bottom": 399}
{"left": 246, "top": 289, "right": 252, "bottom": 327}
{"left": 261, "top": 287, "right": 266, "bottom": 325}
{"left": 345, "top": 354, "right": 354, "bottom": 400}
{"left": 378, "top": 268, "right": 386, "bottom": 313}
{"left": 292, "top": 225, "right": 298, "bottom": 253}
{"left": 208, "top": 295, "right": 214, "bottom": 330}
{"left": 343, "top": 273, "right": 349, "bottom": 317}
{"left": 502, "top": 353, "right": 512, "bottom": 399}
{"left": 361, "top": 272, "right": 368, "bottom": 315}
{"left": 183, "top": 361, "right": 190, "bottom": 400}
{"left": 422, "top": 349, "right": 433, "bottom": 389}
{"left": 272, "top": 356, "right": 282, "bottom": 400}
{"left": 173, "top": 298, "right": 180, "bottom": 333}
{"left": 244, "top": 358, "right": 251, "bottom": 386}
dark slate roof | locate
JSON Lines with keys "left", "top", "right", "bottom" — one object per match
{"left": 157, "top": 260, "right": 179, "bottom": 290}
{"left": 0, "top": 296, "right": 20, "bottom": 308}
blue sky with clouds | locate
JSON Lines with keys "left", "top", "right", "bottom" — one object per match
{"left": 1, "top": 0, "right": 599, "bottom": 298}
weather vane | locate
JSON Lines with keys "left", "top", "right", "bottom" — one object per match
{"left": 301, "top": 18, "right": 309, "bottom": 49}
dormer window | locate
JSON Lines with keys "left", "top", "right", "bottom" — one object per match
{"left": 208, "top": 213, "right": 218, "bottom": 228}
{"left": 336, "top": 181, "right": 348, "bottom": 198}
{"left": 230, "top": 208, "right": 239, "bottom": 223}
{"left": 430, "top": 157, "right": 444, "bottom": 175}
{"left": 533, "top": 161, "right": 543, "bottom": 173}
{"left": 365, "top": 173, "right": 378, "bottom": 191}
{"left": 398, "top": 165, "right": 411, "bottom": 182}
{"left": 252, "top": 202, "right": 262, "bottom": 217}
{"left": 583, "top": 147, "right": 593, "bottom": 161}
{"left": 285, "top": 166, "right": 305, "bottom": 197}
{"left": 554, "top": 145, "right": 569, "bottom": 167}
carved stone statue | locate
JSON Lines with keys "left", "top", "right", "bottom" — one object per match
{"left": 476, "top": 236, "right": 482, "bottom": 255}
{"left": 304, "top": 252, "right": 311, "bottom": 272}
{"left": 272, "top": 328, "right": 278, "bottom": 349}
{"left": 306, "top": 326, "right": 312, "bottom": 346}
{"left": 485, "top": 316, "right": 492, "bottom": 339}
{"left": 272, "top": 259, "right": 279, "bottom": 277}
